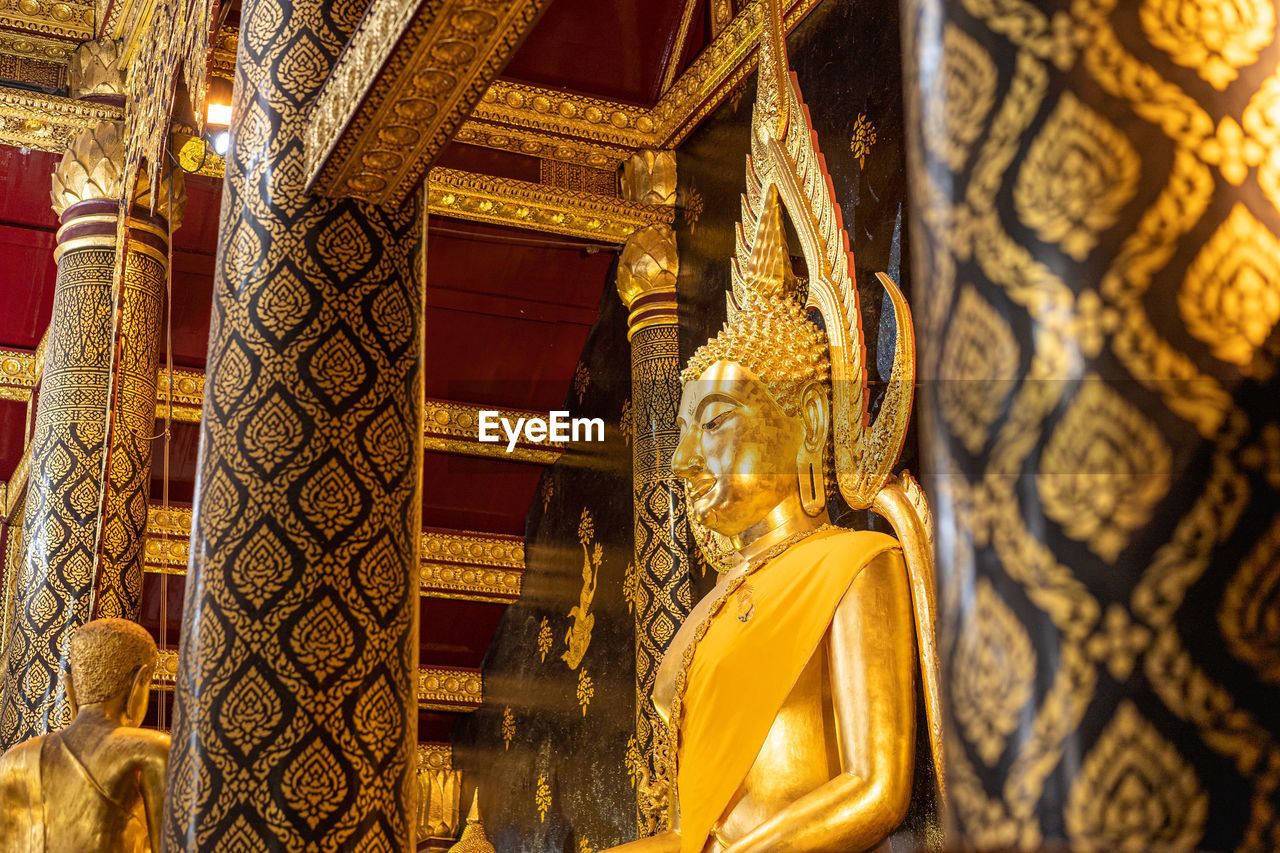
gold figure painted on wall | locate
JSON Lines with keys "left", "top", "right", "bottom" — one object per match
{"left": 563, "top": 508, "right": 601, "bottom": 670}
{"left": 0, "top": 618, "right": 169, "bottom": 852}
{"left": 607, "top": 1, "right": 943, "bottom": 850}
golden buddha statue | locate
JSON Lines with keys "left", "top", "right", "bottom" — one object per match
{"left": 609, "top": 4, "right": 943, "bottom": 851}
{"left": 0, "top": 618, "right": 169, "bottom": 852}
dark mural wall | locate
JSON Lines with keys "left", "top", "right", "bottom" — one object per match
{"left": 453, "top": 0, "right": 926, "bottom": 848}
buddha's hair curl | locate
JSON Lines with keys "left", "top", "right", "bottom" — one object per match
{"left": 680, "top": 295, "right": 831, "bottom": 416}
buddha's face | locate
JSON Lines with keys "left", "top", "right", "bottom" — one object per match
{"left": 672, "top": 360, "right": 805, "bottom": 538}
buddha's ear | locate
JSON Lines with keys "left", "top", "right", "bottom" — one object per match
{"left": 797, "top": 380, "right": 829, "bottom": 516}
{"left": 798, "top": 380, "right": 829, "bottom": 452}
{"left": 66, "top": 674, "right": 78, "bottom": 720}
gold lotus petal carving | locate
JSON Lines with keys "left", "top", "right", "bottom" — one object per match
{"left": 953, "top": 578, "right": 1036, "bottom": 765}
{"left": 938, "top": 285, "right": 1020, "bottom": 455}
{"left": 1140, "top": 0, "right": 1275, "bottom": 90}
{"left": 924, "top": 23, "right": 998, "bottom": 173}
{"left": 1219, "top": 516, "right": 1280, "bottom": 683}
{"left": 1037, "top": 378, "right": 1171, "bottom": 562}
{"left": 1064, "top": 701, "right": 1208, "bottom": 852}
{"left": 1178, "top": 202, "right": 1280, "bottom": 367}
{"left": 1013, "top": 92, "right": 1140, "bottom": 261}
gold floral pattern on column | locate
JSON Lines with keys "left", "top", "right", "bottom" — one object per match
{"left": 1178, "top": 202, "right": 1280, "bottom": 367}
{"left": 1013, "top": 92, "right": 1140, "bottom": 261}
{"left": 1219, "top": 516, "right": 1280, "bottom": 683}
{"left": 938, "top": 285, "right": 1020, "bottom": 455}
{"left": 1139, "top": 0, "right": 1275, "bottom": 90}
{"left": 536, "top": 774, "right": 551, "bottom": 822}
{"left": 1036, "top": 379, "right": 1172, "bottom": 562}
{"left": 502, "top": 706, "right": 515, "bottom": 750}
{"left": 924, "top": 23, "right": 998, "bottom": 172}
{"left": 1064, "top": 701, "right": 1208, "bottom": 852}
{"left": 953, "top": 578, "right": 1036, "bottom": 765}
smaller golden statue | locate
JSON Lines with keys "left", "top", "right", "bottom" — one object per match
{"left": 0, "top": 618, "right": 169, "bottom": 852}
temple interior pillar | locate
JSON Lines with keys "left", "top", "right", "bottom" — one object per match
{"left": 616, "top": 155, "right": 694, "bottom": 832}
{"left": 902, "top": 0, "right": 1280, "bottom": 848}
{"left": 0, "top": 44, "right": 182, "bottom": 741}
{"left": 160, "top": 0, "right": 425, "bottom": 847}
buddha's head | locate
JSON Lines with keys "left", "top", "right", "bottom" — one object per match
{"left": 672, "top": 188, "right": 832, "bottom": 542}
{"left": 68, "top": 617, "right": 158, "bottom": 725}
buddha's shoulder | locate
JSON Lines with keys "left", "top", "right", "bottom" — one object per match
{"left": 806, "top": 527, "right": 900, "bottom": 560}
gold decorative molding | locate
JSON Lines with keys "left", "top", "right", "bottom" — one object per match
{"left": 305, "top": 0, "right": 551, "bottom": 205}
{"left": 455, "top": 119, "right": 630, "bottom": 170}
{"left": 156, "top": 367, "right": 203, "bottom": 422}
{"left": 143, "top": 506, "right": 526, "bottom": 604}
{"left": 428, "top": 167, "right": 673, "bottom": 244}
{"left": 421, "top": 528, "right": 524, "bottom": 603}
{"left": 418, "top": 666, "right": 483, "bottom": 711}
{"left": 0, "top": 0, "right": 93, "bottom": 46}
{"left": 418, "top": 742, "right": 453, "bottom": 771}
{"left": 97, "top": 0, "right": 160, "bottom": 65}
{"left": 0, "top": 86, "right": 120, "bottom": 152}
{"left": 0, "top": 349, "right": 38, "bottom": 402}
{"left": 423, "top": 395, "right": 566, "bottom": 464}
{"left": 154, "top": 651, "right": 483, "bottom": 711}
{"left": 0, "top": 31, "right": 75, "bottom": 64}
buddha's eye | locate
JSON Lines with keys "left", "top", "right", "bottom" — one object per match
{"left": 702, "top": 411, "right": 730, "bottom": 431}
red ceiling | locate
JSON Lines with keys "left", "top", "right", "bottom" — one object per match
{"left": 502, "top": 0, "right": 711, "bottom": 104}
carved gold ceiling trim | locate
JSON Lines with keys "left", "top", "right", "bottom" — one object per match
{"left": 305, "top": 0, "right": 552, "bottom": 205}
{"left": 418, "top": 742, "right": 452, "bottom": 771}
{"left": 429, "top": 167, "right": 672, "bottom": 244}
{"left": 422, "top": 395, "right": 565, "bottom": 464}
{"left": 418, "top": 666, "right": 483, "bottom": 711}
{"left": 153, "top": 650, "right": 484, "bottom": 711}
{"left": 0, "top": 349, "right": 38, "bottom": 402}
{"left": 142, "top": 505, "right": 527, "bottom": 605}
{"left": 0, "top": 0, "right": 93, "bottom": 46}
{"left": 420, "top": 528, "right": 524, "bottom": 604}
{"left": 0, "top": 85, "right": 120, "bottom": 151}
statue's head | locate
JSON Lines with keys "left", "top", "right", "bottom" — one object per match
{"left": 672, "top": 188, "right": 832, "bottom": 540}
{"left": 68, "top": 618, "right": 157, "bottom": 724}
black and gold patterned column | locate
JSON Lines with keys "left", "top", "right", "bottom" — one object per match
{"left": 616, "top": 205, "right": 694, "bottom": 833}
{"left": 161, "top": 0, "right": 424, "bottom": 847}
{"left": 0, "top": 118, "right": 180, "bottom": 746}
{"left": 902, "top": 0, "right": 1280, "bottom": 848}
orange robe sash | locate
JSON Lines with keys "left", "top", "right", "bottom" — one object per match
{"left": 676, "top": 528, "right": 900, "bottom": 853}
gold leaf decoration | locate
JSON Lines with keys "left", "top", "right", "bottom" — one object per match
{"left": 1177, "top": 203, "right": 1280, "bottom": 367}
{"left": 938, "top": 285, "right": 1021, "bottom": 454}
{"left": 849, "top": 112, "right": 877, "bottom": 168}
{"left": 1064, "top": 702, "right": 1208, "bottom": 852}
{"left": 1037, "top": 379, "right": 1171, "bottom": 562}
{"left": 953, "top": 578, "right": 1036, "bottom": 765}
{"left": 1219, "top": 516, "right": 1280, "bottom": 683}
{"left": 924, "top": 23, "right": 998, "bottom": 172}
{"left": 537, "top": 618, "right": 552, "bottom": 663}
{"left": 501, "top": 706, "right": 515, "bottom": 750}
{"left": 535, "top": 773, "right": 551, "bottom": 822}
{"left": 576, "top": 668, "right": 595, "bottom": 716}
{"left": 1140, "top": 0, "right": 1275, "bottom": 90}
{"left": 1013, "top": 92, "right": 1140, "bottom": 261}
{"left": 625, "top": 735, "right": 644, "bottom": 788}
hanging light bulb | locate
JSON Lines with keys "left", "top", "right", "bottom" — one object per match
{"left": 204, "top": 76, "right": 234, "bottom": 130}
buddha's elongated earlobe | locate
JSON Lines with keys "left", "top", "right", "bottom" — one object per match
{"left": 797, "top": 379, "right": 829, "bottom": 516}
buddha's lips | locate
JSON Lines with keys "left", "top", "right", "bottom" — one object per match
{"left": 688, "top": 479, "right": 716, "bottom": 502}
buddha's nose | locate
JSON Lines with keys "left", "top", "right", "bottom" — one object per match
{"left": 671, "top": 430, "right": 702, "bottom": 481}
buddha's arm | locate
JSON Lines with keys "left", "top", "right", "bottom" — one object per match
{"left": 139, "top": 738, "right": 170, "bottom": 850}
{"left": 725, "top": 549, "right": 917, "bottom": 853}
